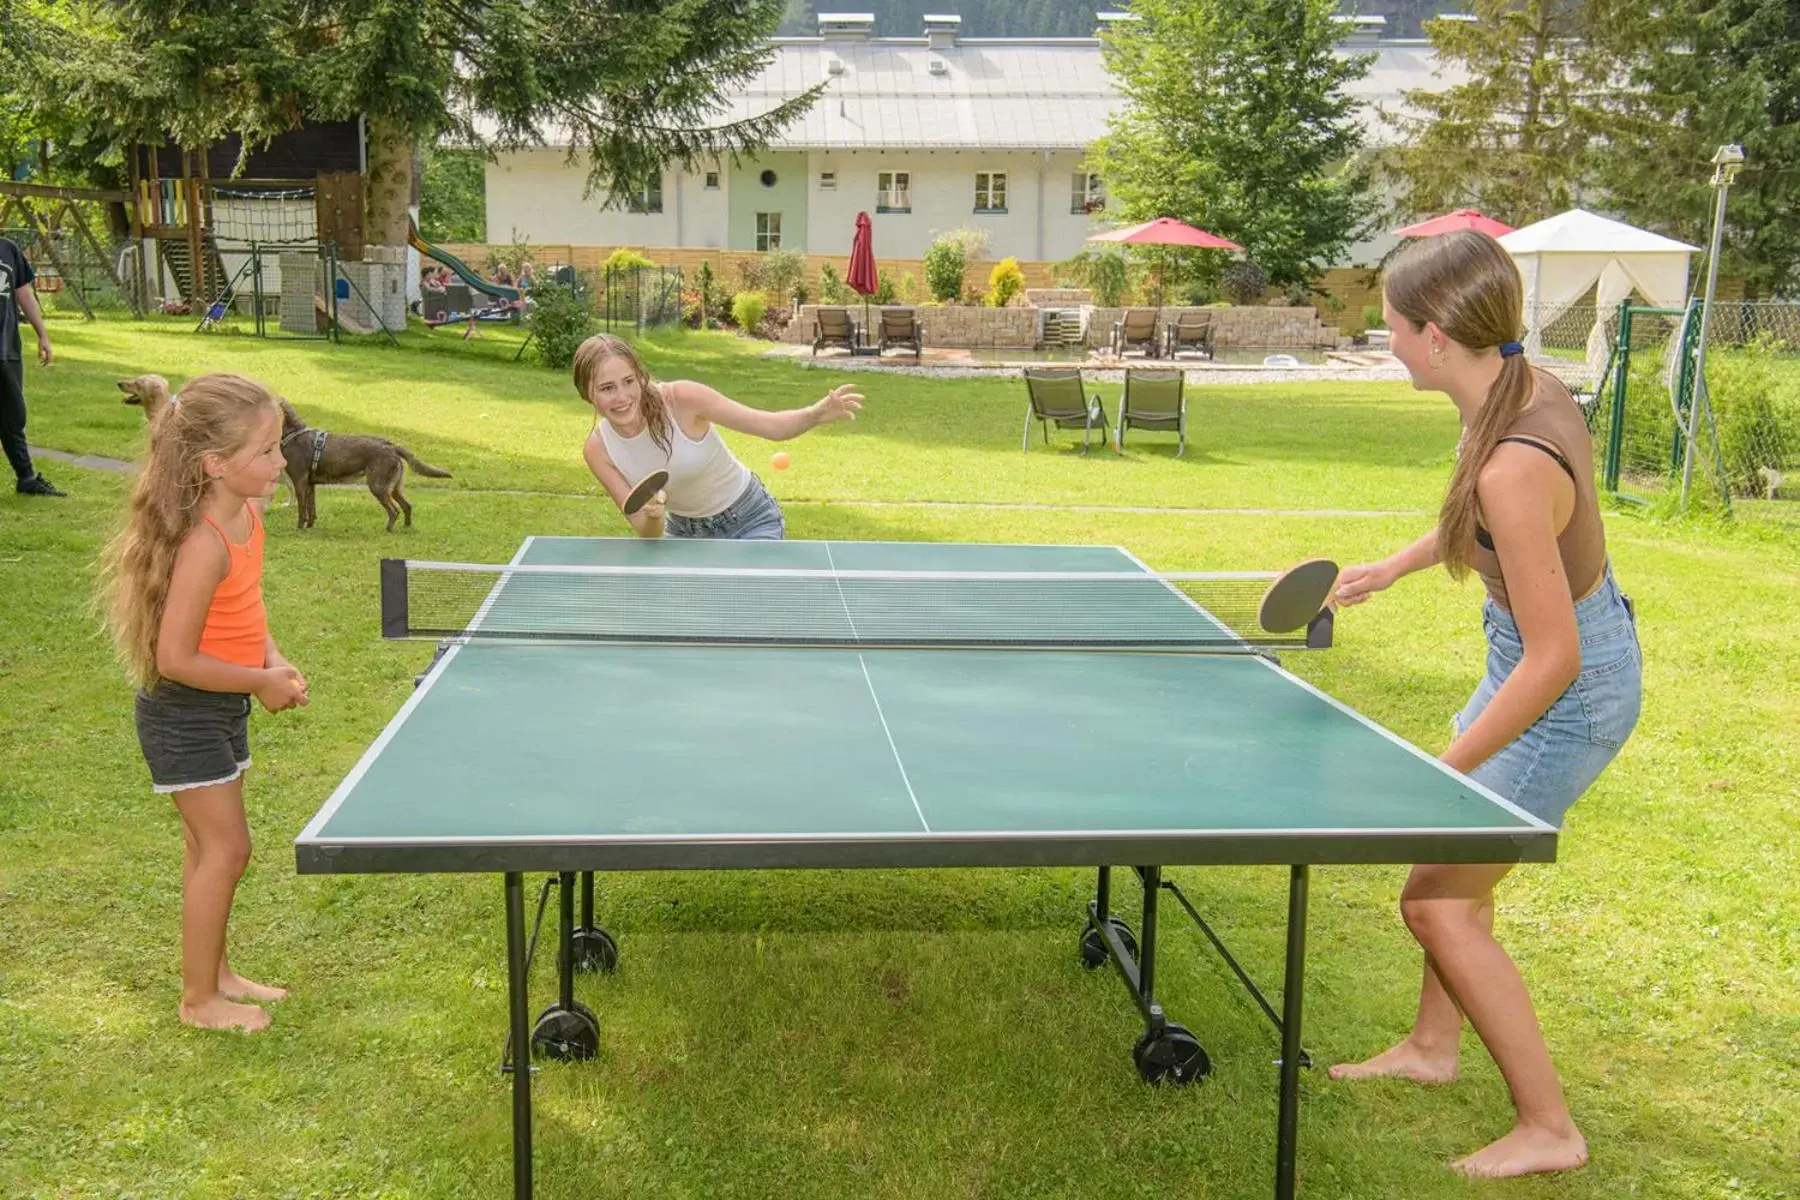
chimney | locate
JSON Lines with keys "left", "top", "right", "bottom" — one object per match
{"left": 1095, "top": 11, "right": 1141, "bottom": 37}
{"left": 818, "top": 12, "right": 875, "bottom": 42}
{"left": 923, "top": 14, "right": 960, "bottom": 50}
{"left": 1333, "top": 14, "right": 1387, "bottom": 44}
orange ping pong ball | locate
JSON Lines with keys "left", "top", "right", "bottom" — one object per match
{"left": 772, "top": 451, "right": 791, "bottom": 471}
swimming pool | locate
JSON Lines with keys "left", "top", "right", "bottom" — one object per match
{"left": 958, "top": 346, "right": 1336, "bottom": 367}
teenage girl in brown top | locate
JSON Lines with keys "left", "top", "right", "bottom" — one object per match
{"left": 1327, "top": 231, "right": 1643, "bottom": 1178}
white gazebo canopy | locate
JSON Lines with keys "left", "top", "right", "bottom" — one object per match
{"left": 1498, "top": 209, "right": 1700, "bottom": 363}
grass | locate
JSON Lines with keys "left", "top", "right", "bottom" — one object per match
{"left": 1, "top": 313, "right": 1795, "bottom": 1200}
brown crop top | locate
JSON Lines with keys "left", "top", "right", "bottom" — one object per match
{"left": 1469, "top": 370, "right": 1607, "bottom": 610}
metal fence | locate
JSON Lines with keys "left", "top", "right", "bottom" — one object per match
{"left": 601, "top": 265, "right": 684, "bottom": 333}
{"left": 1555, "top": 300, "right": 1798, "bottom": 512}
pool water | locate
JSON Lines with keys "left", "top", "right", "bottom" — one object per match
{"left": 958, "top": 346, "right": 1335, "bottom": 366}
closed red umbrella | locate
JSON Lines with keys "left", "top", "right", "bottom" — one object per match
{"left": 847, "top": 211, "right": 878, "bottom": 350}
{"left": 1393, "top": 209, "right": 1515, "bottom": 238}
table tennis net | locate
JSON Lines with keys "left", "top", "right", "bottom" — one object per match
{"left": 380, "top": 559, "right": 1333, "bottom": 651}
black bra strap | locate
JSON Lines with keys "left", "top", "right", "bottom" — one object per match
{"left": 1495, "top": 435, "right": 1577, "bottom": 484}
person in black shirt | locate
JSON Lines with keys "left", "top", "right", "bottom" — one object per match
{"left": 1, "top": 236, "right": 63, "bottom": 496}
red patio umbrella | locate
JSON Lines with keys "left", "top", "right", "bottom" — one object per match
{"left": 1087, "top": 217, "right": 1243, "bottom": 307}
{"left": 1393, "top": 209, "right": 1515, "bottom": 239}
{"left": 847, "top": 211, "right": 878, "bottom": 351}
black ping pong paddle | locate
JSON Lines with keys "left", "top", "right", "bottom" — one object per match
{"left": 622, "top": 469, "right": 669, "bottom": 516}
{"left": 1258, "top": 558, "right": 1339, "bottom": 633}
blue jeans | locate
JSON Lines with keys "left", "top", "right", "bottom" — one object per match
{"left": 665, "top": 473, "right": 786, "bottom": 540}
{"left": 1452, "top": 564, "right": 1643, "bottom": 827}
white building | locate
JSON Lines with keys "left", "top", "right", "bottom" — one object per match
{"left": 480, "top": 12, "right": 1465, "bottom": 268}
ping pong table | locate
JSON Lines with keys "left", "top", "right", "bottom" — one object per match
{"left": 296, "top": 536, "right": 1556, "bottom": 1199}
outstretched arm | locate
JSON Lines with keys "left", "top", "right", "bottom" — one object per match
{"left": 673, "top": 379, "right": 862, "bottom": 442}
{"left": 1334, "top": 529, "right": 1439, "bottom": 607}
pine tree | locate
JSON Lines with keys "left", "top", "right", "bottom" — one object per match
{"left": 1378, "top": 0, "right": 1619, "bottom": 228}
{"left": 1591, "top": 0, "right": 1800, "bottom": 295}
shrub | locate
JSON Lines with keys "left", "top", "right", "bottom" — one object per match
{"left": 1054, "top": 247, "right": 1134, "bottom": 307}
{"left": 761, "top": 248, "right": 808, "bottom": 308}
{"left": 818, "top": 263, "right": 853, "bottom": 305}
{"left": 602, "top": 248, "right": 656, "bottom": 275}
{"left": 1362, "top": 304, "right": 1385, "bottom": 330}
{"left": 1221, "top": 261, "right": 1268, "bottom": 306}
{"left": 988, "top": 257, "right": 1026, "bottom": 307}
{"left": 730, "top": 290, "right": 766, "bottom": 333}
{"left": 873, "top": 269, "right": 899, "bottom": 306}
{"left": 923, "top": 235, "right": 966, "bottom": 302}
{"left": 527, "top": 280, "right": 597, "bottom": 370}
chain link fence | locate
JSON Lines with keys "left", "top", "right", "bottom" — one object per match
{"left": 1530, "top": 300, "right": 1798, "bottom": 515}
{"left": 602, "top": 264, "right": 684, "bottom": 334}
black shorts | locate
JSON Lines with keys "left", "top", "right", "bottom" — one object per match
{"left": 135, "top": 681, "right": 253, "bottom": 794}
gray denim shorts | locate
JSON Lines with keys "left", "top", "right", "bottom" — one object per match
{"left": 135, "top": 681, "right": 253, "bottom": 794}
{"left": 1452, "top": 564, "right": 1643, "bottom": 827}
{"left": 665, "top": 473, "right": 786, "bottom": 540}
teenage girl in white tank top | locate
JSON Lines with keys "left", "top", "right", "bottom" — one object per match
{"left": 573, "top": 334, "right": 862, "bottom": 539}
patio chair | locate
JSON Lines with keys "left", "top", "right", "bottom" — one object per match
{"left": 878, "top": 307, "right": 923, "bottom": 357}
{"left": 1022, "top": 367, "right": 1114, "bottom": 455}
{"left": 1110, "top": 308, "right": 1160, "bottom": 358}
{"left": 1118, "top": 368, "right": 1188, "bottom": 456}
{"left": 812, "top": 306, "right": 857, "bottom": 356}
{"left": 1163, "top": 310, "right": 1215, "bottom": 360}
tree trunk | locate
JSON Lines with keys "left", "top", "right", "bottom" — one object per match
{"left": 362, "top": 114, "right": 414, "bottom": 253}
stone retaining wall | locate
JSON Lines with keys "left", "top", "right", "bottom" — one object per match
{"left": 784, "top": 302, "right": 1338, "bottom": 349}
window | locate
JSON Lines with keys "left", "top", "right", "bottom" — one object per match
{"left": 975, "top": 172, "right": 1007, "bottom": 213}
{"left": 877, "top": 171, "right": 911, "bottom": 213}
{"left": 704, "top": 171, "right": 720, "bottom": 190}
{"left": 756, "top": 212, "right": 782, "bottom": 251}
{"left": 819, "top": 171, "right": 837, "bottom": 191}
{"left": 626, "top": 176, "right": 663, "bottom": 214}
{"left": 760, "top": 169, "right": 778, "bottom": 187}
{"left": 1071, "top": 171, "right": 1105, "bottom": 215}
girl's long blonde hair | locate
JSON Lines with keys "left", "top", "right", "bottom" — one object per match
{"left": 97, "top": 373, "right": 280, "bottom": 689}
{"left": 572, "top": 333, "right": 672, "bottom": 456}
{"left": 1384, "top": 231, "right": 1532, "bottom": 579}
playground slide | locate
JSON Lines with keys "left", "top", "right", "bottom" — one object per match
{"left": 408, "top": 222, "right": 521, "bottom": 302}
{"left": 315, "top": 293, "right": 382, "bottom": 336}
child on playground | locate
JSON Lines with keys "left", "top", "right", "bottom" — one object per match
{"left": 99, "top": 373, "right": 308, "bottom": 1032}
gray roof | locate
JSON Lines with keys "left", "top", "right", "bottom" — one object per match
{"left": 479, "top": 38, "right": 1462, "bottom": 152}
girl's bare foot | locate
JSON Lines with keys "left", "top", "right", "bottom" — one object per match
{"left": 1327, "top": 1038, "right": 1459, "bottom": 1084}
{"left": 179, "top": 994, "right": 272, "bottom": 1032}
{"left": 1451, "top": 1122, "right": 1588, "bottom": 1177}
{"left": 219, "top": 970, "right": 287, "bottom": 1003}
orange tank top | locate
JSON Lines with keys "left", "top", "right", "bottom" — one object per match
{"left": 196, "top": 502, "right": 269, "bottom": 670}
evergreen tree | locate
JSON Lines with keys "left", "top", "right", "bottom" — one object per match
{"left": 1591, "top": 0, "right": 1800, "bottom": 295}
{"left": 1378, "top": 0, "right": 1617, "bottom": 228}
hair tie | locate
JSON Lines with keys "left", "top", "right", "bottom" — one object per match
{"left": 1499, "top": 341, "right": 1523, "bottom": 359}
{"left": 169, "top": 392, "right": 182, "bottom": 409}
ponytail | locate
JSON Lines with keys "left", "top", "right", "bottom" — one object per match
{"left": 1436, "top": 358, "right": 1535, "bottom": 577}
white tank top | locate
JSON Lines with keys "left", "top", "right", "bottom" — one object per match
{"left": 596, "top": 385, "right": 750, "bottom": 518}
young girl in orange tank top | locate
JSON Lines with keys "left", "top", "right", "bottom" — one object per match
{"left": 99, "top": 373, "right": 309, "bottom": 1033}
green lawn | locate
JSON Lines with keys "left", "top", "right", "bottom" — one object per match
{"left": 1, "top": 314, "right": 1794, "bottom": 1200}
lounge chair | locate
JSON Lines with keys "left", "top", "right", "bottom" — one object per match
{"left": 1110, "top": 308, "right": 1159, "bottom": 358}
{"left": 1163, "top": 310, "right": 1215, "bottom": 360}
{"left": 1022, "top": 367, "right": 1113, "bottom": 454}
{"left": 812, "top": 306, "right": 857, "bottom": 356}
{"left": 1118, "top": 368, "right": 1187, "bottom": 456}
{"left": 878, "top": 307, "right": 923, "bottom": 357}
